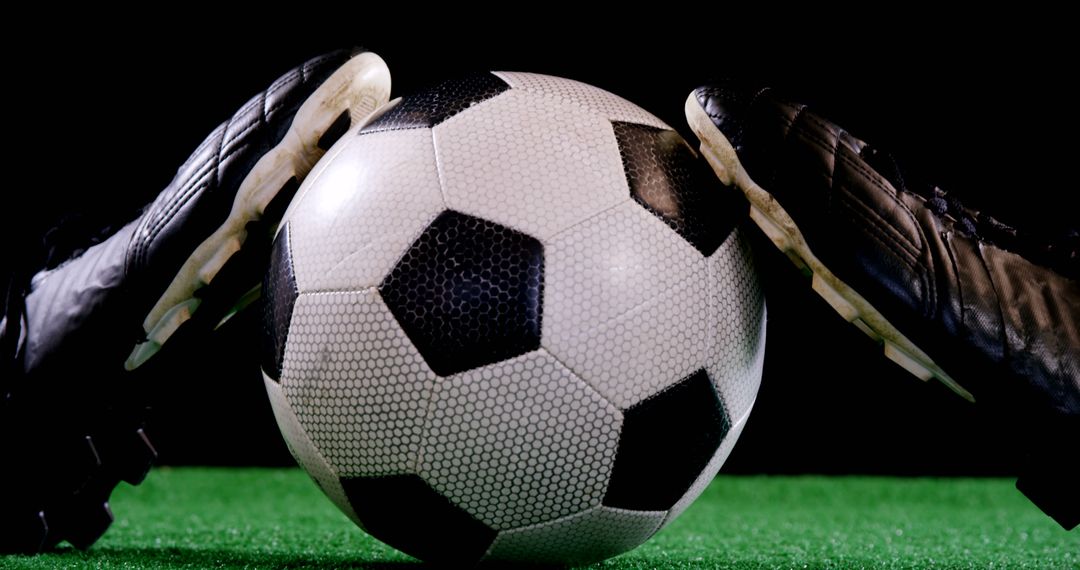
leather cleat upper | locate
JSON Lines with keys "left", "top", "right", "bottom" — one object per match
{"left": 23, "top": 50, "right": 359, "bottom": 374}
{"left": 1, "top": 49, "right": 390, "bottom": 552}
{"left": 691, "top": 84, "right": 1079, "bottom": 529}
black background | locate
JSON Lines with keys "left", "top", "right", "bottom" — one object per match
{"left": 12, "top": 21, "right": 1076, "bottom": 475}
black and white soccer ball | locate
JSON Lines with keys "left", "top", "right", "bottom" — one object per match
{"left": 261, "top": 72, "right": 765, "bottom": 565}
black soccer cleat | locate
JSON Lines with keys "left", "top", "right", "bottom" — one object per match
{"left": 0, "top": 49, "right": 391, "bottom": 553}
{"left": 685, "top": 85, "right": 1079, "bottom": 529}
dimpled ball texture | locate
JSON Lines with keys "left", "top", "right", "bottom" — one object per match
{"left": 260, "top": 71, "right": 766, "bottom": 565}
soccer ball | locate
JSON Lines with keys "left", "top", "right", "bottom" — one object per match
{"left": 260, "top": 72, "right": 765, "bottom": 565}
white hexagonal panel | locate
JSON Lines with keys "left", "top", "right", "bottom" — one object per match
{"left": 493, "top": 71, "right": 668, "bottom": 129}
{"left": 418, "top": 350, "right": 622, "bottom": 530}
{"left": 483, "top": 505, "right": 665, "bottom": 564}
{"left": 281, "top": 289, "right": 437, "bottom": 477}
{"left": 287, "top": 128, "right": 446, "bottom": 292}
{"left": 543, "top": 199, "right": 708, "bottom": 405}
{"left": 263, "top": 372, "right": 360, "bottom": 526}
{"left": 433, "top": 88, "right": 628, "bottom": 241}
{"left": 543, "top": 273, "right": 709, "bottom": 410}
{"left": 707, "top": 228, "right": 766, "bottom": 420}
{"left": 653, "top": 229, "right": 765, "bottom": 529}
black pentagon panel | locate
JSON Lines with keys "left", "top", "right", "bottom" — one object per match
{"left": 379, "top": 210, "right": 543, "bottom": 377}
{"left": 603, "top": 370, "right": 730, "bottom": 511}
{"left": 360, "top": 72, "right": 510, "bottom": 134}
{"left": 341, "top": 475, "right": 496, "bottom": 564}
{"left": 613, "top": 121, "right": 740, "bottom": 256}
{"left": 261, "top": 224, "right": 299, "bottom": 382}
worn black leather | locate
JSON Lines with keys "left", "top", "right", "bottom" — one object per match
{"left": 697, "top": 85, "right": 1080, "bottom": 529}
{"left": 22, "top": 50, "right": 351, "bottom": 373}
{"left": 0, "top": 50, "right": 352, "bottom": 552}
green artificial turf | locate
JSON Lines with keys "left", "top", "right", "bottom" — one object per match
{"left": 2, "top": 468, "right": 1074, "bottom": 569}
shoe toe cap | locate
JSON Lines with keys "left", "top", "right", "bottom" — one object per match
{"left": 693, "top": 83, "right": 771, "bottom": 151}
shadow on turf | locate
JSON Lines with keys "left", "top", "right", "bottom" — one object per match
{"left": 27, "top": 546, "right": 577, "bottom": 569}
{"left": 29, "top": 546, "right": 428, "bottom": 569}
